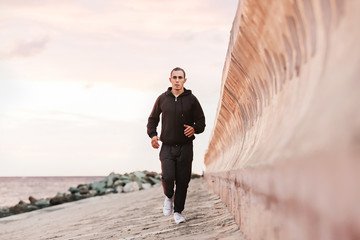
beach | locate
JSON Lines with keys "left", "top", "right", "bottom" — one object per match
{"left": 0, "top": 178, "right": 245, "bottom": 239}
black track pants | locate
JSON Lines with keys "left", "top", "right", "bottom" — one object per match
{"left": 159, "top": 142, "right": 193, "bottom": 213}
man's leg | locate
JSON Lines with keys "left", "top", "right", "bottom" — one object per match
{"left": 160, "top": 144, "right": 176, "bottom": 199}
{"left": 174, "top": 142, "right": 193, "bottom": 213}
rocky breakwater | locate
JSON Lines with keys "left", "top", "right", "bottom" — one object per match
{"left": 0, "top": 171, "right": 180, "bottom": 218}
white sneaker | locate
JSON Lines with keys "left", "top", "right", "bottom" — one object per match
{"left": 163, "top": 196, "right": 173, "bottom": 216}
{"left": 174, "top": 212, "right": 186, "bottom": 224}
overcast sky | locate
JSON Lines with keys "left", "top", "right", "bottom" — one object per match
{"left": 0, "top": 0, "right": 238, "bottom": 176}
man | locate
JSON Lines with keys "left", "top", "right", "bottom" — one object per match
{"left": 147, "top": 67, "right": 206, "bottom": 224}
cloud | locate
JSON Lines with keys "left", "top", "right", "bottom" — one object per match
{"left": 0, "top": 36, "right": 50, "bottom": 59}
{"left": 0, "top": 0, "right": 239, "bottom": 176}
{"left": 0, "top": 0, "right": 235, "bottom": 42}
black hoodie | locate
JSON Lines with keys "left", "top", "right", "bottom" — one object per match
{"left": 147, "top": 87, "right": 206, "bottom": 145}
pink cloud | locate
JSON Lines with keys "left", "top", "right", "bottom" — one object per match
{"left": 1, "top": 36, "right": 50, "bottom": 59}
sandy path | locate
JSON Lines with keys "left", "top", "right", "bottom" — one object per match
{"left": 0, "top": 178, "right": 245, "bottom": 239}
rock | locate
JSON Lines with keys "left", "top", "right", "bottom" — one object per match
{"left": 79, "top": 185, "right": 89, "bottom": 195}
{"left": 98, "top": 189, "right": 106, "bottom": 195}
{"left": 50, "top": 195, "right": 68, "bottom": 205}
{"left": 65, "top": 193, "right": 72, "bottom": 200}
{"left": 134, "top": 171, "right": 146, "bottom": 179}
{"left": 106, "top": 179, "right": 113, "bottom": 188}
{"left": 105, "top": 188, "right": 115, "bottom": 194}
{"left": 129, "top": 174, "right": 137, "bottom": 182}
{"left": 140, "top": 178, "right": 148, "bottom": 184}
{"left": 123, "top": 181, "right": 140, "bottom": 193}
{"left": 119, "top": 175, "right": 131, "bottom": 181}
{"left": 88, "top": 190, "right": 97, "bottom": 197}
{"left": 34, "top": 199, "right": 50, "bottom": 208}
{"left": 68, "top": 187, "right": 79, "bottom": 194}
{"left": 26, "top": 205, "right": 39, "bottom": 211}
{"left": 136, "top": 180, "right": 143, "bottom": 189}
{"left": 121, "top": 178, "right": 131, "bottom": 184}
{"left": 91, "top": 180, "right": 106, "bottom": 190}
{"left": 55, "top": 192, "right": 65, "bottom": 197}
{"left": 9, "top": 201, "right": 28, "bottom": 214}
{"left": 0, "top": 208, "right": 11, "bottom": 218}
{"left": 106, "top": 173, "right": 120, "bottom": 187}
{"left": 29, "top": 196, "right": 37, "bottom": 204}
{"left": 74, "top": 192, "right": 88, "bottom": 200}
{"left": 76, "top": 183, "right": 89, "bottom": 189}
{"left": 145, "top": 171, "right": 158, "bottom": 178}
{"left": 148, "top": 176, "right": 161, "bottom": 185}
{"left": 115, "top": 186, "right": 123, "bottom": 193}
{"left": 191, "top": 173, "right": 202, "bottom": 179}
{"left": 90, "top": 181, "right": 106, "bottom": 195}
{"left": 141, "top": 183, "right": 152, "bottom": 190}
{"left": 113, "top": 180, "right": 123, "bottom": 187}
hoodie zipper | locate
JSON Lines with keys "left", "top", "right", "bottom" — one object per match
{"left": 174, "top": 96, "right": 178, "bottom": 141}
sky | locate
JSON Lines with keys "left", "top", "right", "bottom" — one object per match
{"left": 0, "top": 0, "right": 238, "bottom": 176}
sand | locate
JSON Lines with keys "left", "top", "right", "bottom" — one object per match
{"left": 0, "top": 178, "right": 245, "bottom": 239}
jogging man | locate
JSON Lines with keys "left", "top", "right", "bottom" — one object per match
{"left": 147, "top": 67, "right": 206, "bottom": 224}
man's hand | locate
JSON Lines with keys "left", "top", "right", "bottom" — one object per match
{"left": 151, "top": 136, "right": 160, "bottom": 149}
{"left": 184, "top": 124, "right": 195, "bottom": 138}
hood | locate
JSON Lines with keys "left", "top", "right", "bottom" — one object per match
{"left": 165, "top": 87, "right": 192, "bottom": 97}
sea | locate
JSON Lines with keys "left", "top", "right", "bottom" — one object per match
{"left": 0, "top": 176, "right": 105, "bottom": 208}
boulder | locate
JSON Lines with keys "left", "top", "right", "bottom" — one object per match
{"left": 34, "top": 199, "right": 50, "bottom": 208}
{"left": 136, "top": 180, "right": 143, "bottom": 189}
{"left": 73, "top": 192, "right": 89, "bottom": 200}
{"left": 29, "top": 196, "right": 37, "bottom": 204}
{"left": 191, "top": 173, "right": 202, "bottom": 179}
{"left": 145, "top": 171, "right": 158, "bottom": 178}
{"left": 90, "top": 181, "right": 106, "bottom": 195}
{"left": 123, "top": 181, "right": 140, "bottom": 193}
{"left": 113, "top": 180, "right": 123, "bottom": 187}
{"left": 76, "top": 183, "right": 89, "bottom": 189}
{"left": 88, "top": 190, "right": 97, "bottom": 197}
{"left": 78, "top": 185, "right": 89, "bottom": 195}
{"left": 106, "top": 172, "right": 120, "bottom": 187}
{"left": 0, "top": 208, "right": 11, "bottom": 218}
{"left": 68, "top": 187, "right": 79, "bottom": 194}
{"left": 134, "top": 171, "right": 146, "bottom": 180}
{"left": 105, "top": 188, "right": 115, "bottom": 194}
{"left": 119, "top": 175, "right": 131, "bottom": 181}
{"left": 121, "top": 178, "right": 131, "bottom": 184}
{"left": 140, "top": 178, "right": 148, "bottom": 184}
{"left": 55, "top": 192, "right": 65, "bottom": 197}
{"left": 148, "top": 176, "right": 161, "bottom": 185}
{"left": 141, "top": 183, "right": 152, "bottom": 190}
{"left": 50, "top": 196, "right": 68, "bottom": 205}
{"left": 26, "top": 205, "right": 39, "bottom": 211}
{"left": 9, "top": 201, "right": 28, "bottom": 214}
{"left": 115, "top": 186, "right": 123, "bottom": 193}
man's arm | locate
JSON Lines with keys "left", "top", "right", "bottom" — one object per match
{"left": 147, "top": 96, "right": 161, "bottom": 148}
{"left": 192, "top": 97, "right": 206, "bottom": 134}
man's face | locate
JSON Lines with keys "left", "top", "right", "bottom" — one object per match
{"left": 169, "top": 70, "right": 186, "bottom": 91}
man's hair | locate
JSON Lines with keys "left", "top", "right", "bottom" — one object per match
{"left": 170, "top": 67, "right": 186, "bottom": 78}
